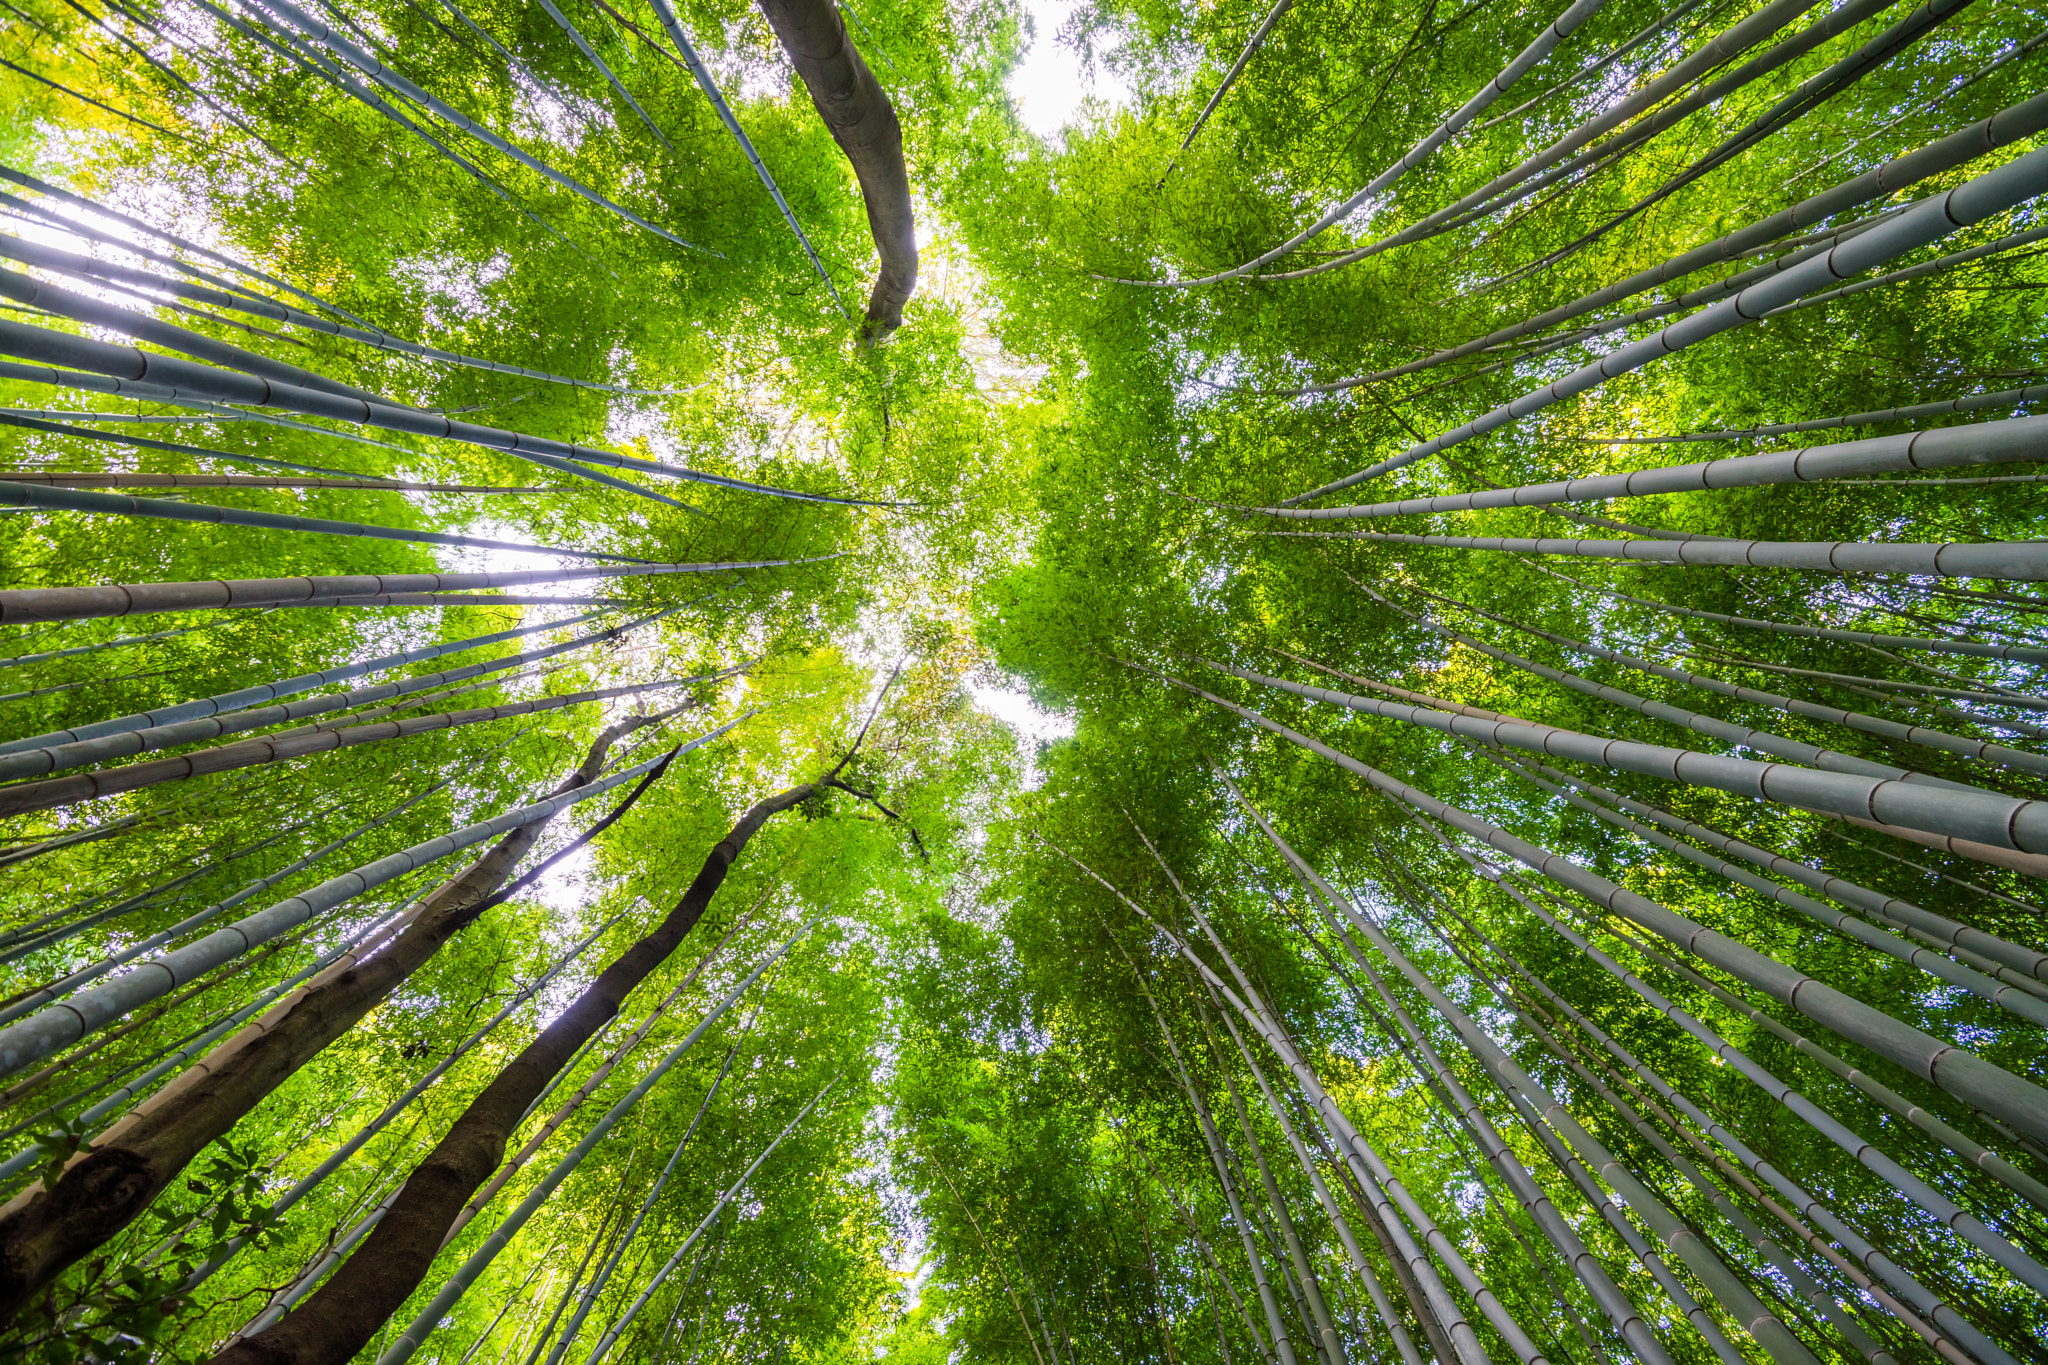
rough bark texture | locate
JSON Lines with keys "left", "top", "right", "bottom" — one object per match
{"left": 0, "top": 717, "right": 653, "bottom": 1323}
{"left": 210, "top": 781, "right": 817, "bottom": 1365}
{"left": 755, "top": 0, "right": 916, "bottom": 339}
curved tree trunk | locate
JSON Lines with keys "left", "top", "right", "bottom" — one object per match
{"left": 210, "top": 780, "right": 819, "bottom": 1365}
{"left": 0, "top": 716, "right": 662, "bottom": 1321}
{"left": 755, "top": 0, "right": 916, "bottom": 340}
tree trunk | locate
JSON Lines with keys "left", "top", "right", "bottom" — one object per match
{"left": 0, "top": 716, "right": 661, "bottom": 1321}
{"left": 209, "top": 780, "right": 818, "bottom": 1365}
{"left": 754, "top": 0, "right": 917, "bottom": 339}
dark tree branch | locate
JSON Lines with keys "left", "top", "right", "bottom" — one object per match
{"left": 755, "top": 0, "right": 917, "bottom": 341}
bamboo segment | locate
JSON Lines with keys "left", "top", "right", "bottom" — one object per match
{"left": 1151, "top": 666, "right": 2048, "bottom": 1145}
{"left": 1253, "top": 414, "right": 2048, "bottom": 520}
{"left": 0, "top": 735, "right": 720, "bottom": 1076}
{"left": 1284, "top": 142, "right": 2048, "bottom": 499}
{"left": 0, "top": 607, "right": 617, "bottom": 763}
{"left": 370, "top": 923, "right": 823, "bottom": 1365}
{"left": 0, "top": 561, "right": 779, "bottom": 624}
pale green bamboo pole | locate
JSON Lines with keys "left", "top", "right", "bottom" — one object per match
{"left": 1047, "top": 838, "right": 1498, "bottom": 1365}
{"left": 1433, "top": 836, "right": 2048, "bottom": 1317}
{"left": 371, "top": 918, "right": 823, "bottom": 1364}
{"left": 0, "top": 675, "right": 699, "bottom": 817}
{"left": 1414, "top": 583, "right": 2048, "bottom": 782}
{"left": 1593, "top": 381, "right": 2048, "bottom": 445}
{"left": 0, "top": 233, "right": 704, "bottom": 398}
{"left": 1156, "top": 0, "right": 1295, "bottom": 181}
{"left": 1414, "top": 896, "right": 1904, "bottom": 1365}
{"left": 1281, "top": 144, "right": 2048, "bottom": 500}
{"left": 1278, "top": 866, "right": 1682, "bottom": 1365}
{"left": 1523, "top": 562, "right": 2048, "bottom": 666}
{"left": 0, "top": 824, "right": 303, "bottom": 962}
{"left": 1287, "top": 866, "right": 1625, "bottom": 1365}
{"left": 1479, "top": 750, "right": 2048, "bottom": 1030}
{"left": 0, "top": 472, "right": 541, "bottom": 491}
{"left": 0, "top": 613, "right": 258, "bottom": 671}
{"left": 0, "top": 332, "right": 880, "bottom": 506}
{"left": 1675, "top": 644, "right": 2048, "bottom": 711}
{"left": 0, "top": 902, "right": 415, "bottom": 1183}
{"left": 0, "top": 767, "right": 462, "bottom": 1002}
{"left": 537, "top": 999, "right": 762, "bottom": 1365}
{"left": 1469, "top": 0, "right": 1974, "bottom": 295}
{"left": 1435, "top": 861, "right": 1989, "bottom": 1365}
{"left": 0, "top": 266, "right": 390, "bottom": 406}
{"left": 639, "top": 0, "right": 848, "bottom": 315}
{"left": 1118, "top": 944, "right": 1304, "bottom": 1365}
{"left": 1217, "top": 775, "right": 1815, "bottom": 1365}
{"left": 1495, "top": 755, "right": 2048, "bottom": 990}
{"left": 0, "top": 478, "right": 649, "bottom": 563}
{"left": 1193, "top": 991, "right": 1349, "bottom": 1365}
{"left": 531, "top": 0, "right": 673, "bottom": 151}
{"left": 438, "top": 900, "right": 767, "bottom": 1249}
{"left": 1252, "top": 415, "right": 2048, "bottom": 522}
{"left": 1767, "top": 221, "right": 2048, "bottom": 315}
{"left": 1102, "top": 0, "right": 1622, "bottom": 285}
{"left": 1141, "top": 665, "right": 2048, "bottom": 1146}
{"left": 0, "top": 561, "right": 772, "bottom": 625}
{"left": 248, "top": 0, "right": 705, "bottom": 251}
{"left": 1266, "top": 599, "right": 1980, "bottom": 795}
{"left": 1601, "top": 898, "right": 2048, "bottom": 1223}
{"left": 571, "top": 1071, "right": 844, "bottom": 1365}
{"left": 0, "top": 730, "right": 728, "bottom": 1077}
{"left": 1470, "top": 0, "right": 1711, "bottom": 132}
{"left": 1125, "top": 826, "right": 1418, "bottom": 1365}
{"left": 0, "top": 676, "right": 687, "bottom": 818}
{"left": 0, "top": 606, "right": 638, "bottom": 771}
{"left": 1128, "top": 1141, "right": 1284, "bottom": 1365}
{"left": 0, "top": 165, "right": 368, "bottom": 327}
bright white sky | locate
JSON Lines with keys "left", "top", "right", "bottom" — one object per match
{"left": 1007, "top": 0, "right": 1134, "bottom": 139}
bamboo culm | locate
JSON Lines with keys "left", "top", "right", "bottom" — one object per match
{"left": 0, "top": 232, "right": 701, "bottom": 397}
{"left": 0, "top": 331, "right": 881, "bottom": 507}
{"left": 1419, "top": 900, "right": 1904, "bottom": 1365}
{"left": 0, "top": 765, "right": 467, "bottom": 1021}
{"left": 1105, "top": 0, "right": 1625, "bottom": 285}
{"left": 1587, "top": 381, "right": 2048, "bottom": 444}
{"left": 0, "top": 606, "right": 615, "bottom": 762}
{"left": 1442, "top": 857, "right": 2015, "bottom": 1365}
{"left": 360, "top": 921, "right": 823, "bottom": 1365}
{"left": 1417, "top": 582, "right": 2048, "bottom": 781}
{"left": 1149, "top": 667, "right": 2048, "bottom": 1146}
{"left": 188, "top": 911, "right": 629, "bottom": 1304}
{"left": 0, "top": 561, "right": 776, "bottom": 626}
{"left": 1050, "top": 840, "right": 1498, "bottom": 1365}
{"left": 1125, "top": 960, "right": 1303, "bottom": 1365}
{"left": 1255, "top": 413, "right": 2048, "bottom": 520}
{"left": 1125, "top": 827, "right": 1420, "bottom": 1365}
{"left": 1482, "top": 750, "right": 2048, "bottom": 1026}
{"left": 0, "top": 719, "right": 686, "bottom": 1315}
{"left": 570, "top": 1071, "right": 843, "bottom": 1365}
{"left": 215, "top": 773, "right": 828, "bottom": 1365}
{"left": 1218, "top": 776, "right": 1807, "bottom": 1365}
{"left": 1503, "top": 856, "right": 2048, "bottom": 1303}
{"left": 0, "top": 675, "right": 695, "bottom": 818}
{"left": 1526, "top": 563, "right": 2048, "bottom": 665}
{"left": 0, "top": 734, "right": 718, "bottom": 1077}
{"left": 0, "top": 608, "right": 665, "bottom": 775}
{"left": 1500, "top": 755, "right": 2048, "bottom": 986}
{"left": 539, "top": 1000, "right": 762, "bottom": 1365}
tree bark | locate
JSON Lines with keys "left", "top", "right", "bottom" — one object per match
{"left": 209, "top": 780, "right": 817, "bottom": 1365}
{"left": 0, "top": 716, "right": 659, "bottom": 1322}
{"left": 755, "top": 0, "right": 917, "bottom": 340}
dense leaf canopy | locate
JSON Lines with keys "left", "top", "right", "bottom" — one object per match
{"left": 0, "top": 1, "right": 2045, "bottom": 1364}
